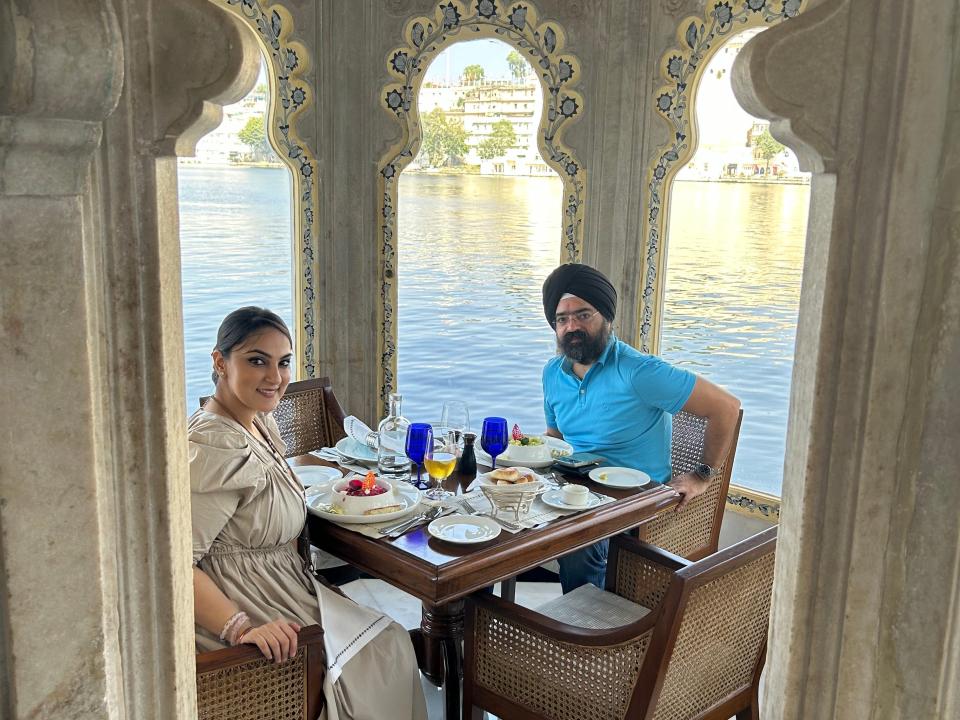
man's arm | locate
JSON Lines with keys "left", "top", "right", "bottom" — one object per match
{"left": 544, "top": 427, "right": 564, "bottom": 440}
{"left": 668, "top": 376, "right": 741, "bottom": 510}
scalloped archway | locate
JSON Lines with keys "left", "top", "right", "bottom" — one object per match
{"left": 375, "top": 0, "right": 586, "bottom": 410}
{"left": 638, "top": 0, "right": 806, "bottom": 354}
{"left": 211, "top": 0, "right": 321, "bottom": 378}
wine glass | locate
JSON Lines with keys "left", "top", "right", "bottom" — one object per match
{"left": 405, "top": 423, "right": 433, "bottom": 490}
{"left": 440, "top": 401, "right": 470, "bottom": 446}
{"left": 423, "top": 438, "right": 457, "bottom": 501}
{"left": 480, "top": 417, "right": 509, "bottom": 469}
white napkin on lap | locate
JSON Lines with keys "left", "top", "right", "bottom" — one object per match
{"left": 343, "top": 416, "right": 377, "bottom": 448}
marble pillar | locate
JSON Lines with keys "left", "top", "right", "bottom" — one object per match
{"left": 733, "top": 0, "right": 960, "bottom": 717}
{"left": 0, "top": 0, "right": 258, "bottom": 716}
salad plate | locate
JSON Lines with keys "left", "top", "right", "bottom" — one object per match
{"left": 476, "top": 435, "right": 573, "bottom": 469}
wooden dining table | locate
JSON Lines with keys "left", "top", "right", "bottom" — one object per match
{"left": 294, "top": 456, "right": 680, "bottom": 720}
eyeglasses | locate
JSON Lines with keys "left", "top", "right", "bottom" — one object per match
{"left": 552, "top": 309, "right": 601, "bottom": 328}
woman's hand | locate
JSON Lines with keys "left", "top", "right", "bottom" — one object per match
{"left": 239, "top": 620, "right": 302, "bottom": 663}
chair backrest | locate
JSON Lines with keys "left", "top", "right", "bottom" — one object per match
{"left": 195, "top": 624, "right": 325, "bottom": 719}
{"left": 638, "top": 409, "right": 743, "bottom": 560}
{"left": 199, "top": 377, "right": 348, "bottom": 458}
{"left": 633, "top": 525, "right": 777, "bottom": 720}
{"left": 271, "top": 377, "right": 347, "bottom": 457}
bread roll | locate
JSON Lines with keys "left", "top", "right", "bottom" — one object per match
{"left": 489, "top": 467, "right": 521, "bottom": 482}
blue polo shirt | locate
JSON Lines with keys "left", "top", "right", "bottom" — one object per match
{"left": 542, "top": 336, "right": 696, "bottom": 483}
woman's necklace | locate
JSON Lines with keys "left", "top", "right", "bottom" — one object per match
{"left": 206, "top": 396, "right": 305, "bottom": 503}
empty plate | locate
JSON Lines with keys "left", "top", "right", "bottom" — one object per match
{"left": 588, "top": 467, "right": 652, "bottom": 489}
{"left": 427, "top": 514, "right": 501, "bottom": 544}
{"left": 335, "top": 437, "right": 378, "bottom": 463}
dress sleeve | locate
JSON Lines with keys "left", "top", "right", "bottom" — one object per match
{"left": 188, "top": 424, "right": 268, "bottom": 564}
{"left": 630, "top": 354, "right": 697, "bottom": 415}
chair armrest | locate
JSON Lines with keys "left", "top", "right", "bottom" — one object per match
{"left": 608, "top": 535, "right": 690, "bottom": 609}
{"left": 467, "top": 592, "right": 658, "bottom": 647}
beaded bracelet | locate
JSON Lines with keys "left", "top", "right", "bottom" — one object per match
{"left": 219, "top": 611, "right": 249, "bottom": 645}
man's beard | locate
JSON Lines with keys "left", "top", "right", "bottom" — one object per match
{"left": 558, "top": 323, "right": 610, "bottom": 364}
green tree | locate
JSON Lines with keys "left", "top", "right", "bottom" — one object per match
{"left": 478, "top": 119, "right": 517, "bottom": 159}
{"left": 420, "top": 108, "right": 469, "bottom": 167}
{"left": 462, "top": 64, "right": 485, "bottom": 84}
{"left": 238, "top": 116, "right": 270, "bottom": 162}
{"left": 506, "top": 50, "right": 529, "bottom": 82}
{"left": 753, "top": 127, "right": 785, "bottom": 175}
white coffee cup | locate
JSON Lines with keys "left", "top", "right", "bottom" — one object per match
{"left": 561, "top": 484, "right": 589, "bottom": 506}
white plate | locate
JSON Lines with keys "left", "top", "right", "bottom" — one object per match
{"left": 335, "top": 436, "right": 378, "bottom": 463}
{"left": 427, "top": 514, "right": 501, "bottom": 544}
{"left": 541, "top": 488, "right": 604, "bottom": 511}
{"left": 475, "top": 436, "right": 574, "bottom": 469}
{"left": 293, "top": 465, "right": 343, "bottom": 488}
{"left": 588, "top": 466, "right": 652, "bottom": 489}
{"left": 307, "top": 483, "right": 421, "bottom": 524}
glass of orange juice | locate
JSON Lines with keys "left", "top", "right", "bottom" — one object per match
{"left": 423, "top": 438, "right": 457, "bottom": 501}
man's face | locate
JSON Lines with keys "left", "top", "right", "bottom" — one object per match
{"left": 554, "top": 296, "right": 610, "bottom": 364}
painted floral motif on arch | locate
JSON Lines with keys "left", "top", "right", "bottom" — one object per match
{"left": 217, "top": 0, "right": 320, "bottom": 377}
{"left": 377, "top": 0, "right": 585, "bottom": 409}
{"left": 639, "top": 0, "right": 804, "bottom": 353}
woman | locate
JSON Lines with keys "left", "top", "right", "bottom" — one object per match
{"left": 190, "top": 306, "right": 426, "bottom": 720}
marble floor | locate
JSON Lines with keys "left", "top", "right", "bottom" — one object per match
{"left": 340, "top": 578, "right": 563, "bottom": 720}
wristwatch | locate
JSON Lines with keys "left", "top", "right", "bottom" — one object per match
{"left": 694, "top": 463, "right": 720, "bottom": 481}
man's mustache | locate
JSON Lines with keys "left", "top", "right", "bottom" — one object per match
{"left": 562, "top": 331, "right": 588, "bottom": 344}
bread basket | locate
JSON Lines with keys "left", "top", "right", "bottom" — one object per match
{"left": 479, "top": 472, "right": 546, "bottom": 521}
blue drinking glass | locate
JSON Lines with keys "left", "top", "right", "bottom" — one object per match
{"left": 480, "top": 417, "right": 509, "bottom": 469}
{"left": 405, "top": 423, "right": 433, "bottom": 489}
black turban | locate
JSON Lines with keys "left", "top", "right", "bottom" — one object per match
{"left": 542, "top": 263, "right": 617, "bottom": 327}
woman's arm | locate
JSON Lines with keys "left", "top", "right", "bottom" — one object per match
{"left": 193, "top": 566, "right": 300, "bottom": 662}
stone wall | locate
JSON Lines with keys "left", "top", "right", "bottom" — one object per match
{"left": 1, "top": 0, "right": 959, "bottom": 717}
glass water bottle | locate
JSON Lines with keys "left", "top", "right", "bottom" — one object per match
{"left": 377, "top": 393, "right": 411, "bottom": 482}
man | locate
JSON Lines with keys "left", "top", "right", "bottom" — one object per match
{"left": 541, "top": 263, "right": 741, "bottom": 593}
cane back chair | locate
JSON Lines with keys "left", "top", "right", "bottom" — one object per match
{"left": 195, "top": 624, "right": 325, "bottom": 720}
{"left": 464, "top": 525, "right": 775, "bottom": 720}
{"left": 200, "top": 376, "right": 347, "bottom": 459}
{"left": 637, "top": 409, "right": 744, "bottom": 560}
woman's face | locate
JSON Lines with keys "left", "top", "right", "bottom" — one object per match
{"left": 213, "top": 328, "right": 293, "bottom": 414}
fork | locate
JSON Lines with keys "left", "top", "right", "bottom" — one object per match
{"left": 461, "top": 497, "right": 522, "bottom": 531}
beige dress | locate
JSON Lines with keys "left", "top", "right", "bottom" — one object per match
{"left": 189, "top": 410, "right": 426, "bottom": 720}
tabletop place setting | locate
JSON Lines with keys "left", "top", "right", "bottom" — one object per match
{"left": 296, "top": 396, "right": 644, "bottom": 544}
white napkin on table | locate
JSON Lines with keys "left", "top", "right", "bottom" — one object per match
{"left": 343, "top": 416, "right": 378, "bottom": 448}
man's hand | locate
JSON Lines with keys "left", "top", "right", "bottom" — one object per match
{"left": 668, "top": 471, "right": 711, "bottom": 511}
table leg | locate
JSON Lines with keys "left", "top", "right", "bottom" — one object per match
{"left": 420, "top": 600, "right": 465, "bottom": 719}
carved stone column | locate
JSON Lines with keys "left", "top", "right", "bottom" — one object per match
{"left": 733, "top": 1, "right": 960, "bottom": 717}
{"left": 0, "top": 0, "right": 259, "bottom": 716}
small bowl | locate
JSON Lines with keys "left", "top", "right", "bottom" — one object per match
{"left": 561, "top": 484, "right": 589, "bottom": 507}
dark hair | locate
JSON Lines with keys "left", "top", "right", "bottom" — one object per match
{"left": 212, "top": 306, "right": 292, "bottom": 384}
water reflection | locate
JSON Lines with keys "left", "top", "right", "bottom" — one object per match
{"left": 662, "top": 180, "right": 809, "bottom": 494}
{"left": 178, "top": 166, "right": 294, "bottom": 412}
{"left": 397, "top": 174, "right": 563, "bottom": 430}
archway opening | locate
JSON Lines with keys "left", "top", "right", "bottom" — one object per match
{"left": 660, "top": 28, "right": 811, "bottom": 498}
{"left": 395, "top": 38, "right": 562, "bottom": 431}
{"left": 177, "top": 53, "right": 295, "bottom": 413}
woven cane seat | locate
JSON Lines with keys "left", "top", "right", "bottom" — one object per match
{"left": 536, "top": 583, "right": 651, "bottom": 629}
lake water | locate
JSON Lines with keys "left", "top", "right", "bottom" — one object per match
{"left": 178, "top": 166, "right": 807, "bottom": 495}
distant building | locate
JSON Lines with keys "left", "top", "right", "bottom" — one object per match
{"left": 676, "top": 29, "right": 808, "bottom": 182}
{"left": 418, "top": 79, "right": 554, "bottom": 177}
